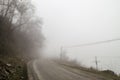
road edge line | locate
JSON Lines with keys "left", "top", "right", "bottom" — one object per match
{"left": 33, "top": 60, "right": 44, "bottom": 80}
{"left": 27, "top": 61, "right": 34, "bottom": 80}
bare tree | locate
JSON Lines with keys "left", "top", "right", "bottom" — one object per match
{"left": 0, "top": 0, "right": 44, "bottom": 60}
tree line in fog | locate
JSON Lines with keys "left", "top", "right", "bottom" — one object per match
{"left": 0, "top": 0, "right": 44, "bottom": 60}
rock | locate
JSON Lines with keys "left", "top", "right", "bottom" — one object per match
{"left": 6, "top": 63, "right": 12, "bottom": 67}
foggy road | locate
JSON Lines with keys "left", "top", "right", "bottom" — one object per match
{"left": 28, "top": 59, "right": 111, "bottom": 80}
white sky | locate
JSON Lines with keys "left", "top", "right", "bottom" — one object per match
{"left": 32, "top": 0, "right": 120, "bottom": 58}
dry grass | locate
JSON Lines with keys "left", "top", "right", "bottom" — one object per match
{"left": 54, "top": 59, "right": 120, "bottom": 80}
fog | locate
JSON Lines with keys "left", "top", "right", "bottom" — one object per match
{"left": 32, "top": 0, "right": 120, "bottom": 73}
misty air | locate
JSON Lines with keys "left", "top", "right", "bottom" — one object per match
{"left": 0, "top": 0, "right": 120, "bottom": 80}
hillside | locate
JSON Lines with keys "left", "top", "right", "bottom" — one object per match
{"left": 0, "top": 55, "right": 28, "bottom": 80}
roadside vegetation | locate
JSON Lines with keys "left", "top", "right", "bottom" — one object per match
{"left": 55, "top": 50, "right": 120, "bottom": 80}
{"left": 0, "top": 55, "right": 27, "bottom": 80}
{"left": 0, "top": 0, "right": 44, "bottom": 80}
{"left": 54, "top": 59, "right": 120, "bottom": 80}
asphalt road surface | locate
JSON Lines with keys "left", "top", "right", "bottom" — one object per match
{"left": 28, "top": 59, "right": 111, "bottom": 80}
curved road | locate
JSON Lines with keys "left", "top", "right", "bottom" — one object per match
{"left": 28, "top": 59, "right": 111, "bottom": 80}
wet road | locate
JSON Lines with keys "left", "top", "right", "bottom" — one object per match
{"left": 28, "top": 59, "right": 111, "bottom": 80}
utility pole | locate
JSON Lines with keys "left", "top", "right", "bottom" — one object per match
{"left": 60, "top": 46, "right": 63, "bottom": 60}
{"left": 95, "top": 56, "right": 99, "bottom": 70}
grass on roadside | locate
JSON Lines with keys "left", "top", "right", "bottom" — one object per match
{"left": 55, "top": 59, "right": 120, "bottom": 80}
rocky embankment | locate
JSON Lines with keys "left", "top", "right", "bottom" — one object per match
{"left": 0, "top": 56, "right": 28, "bottom": 80}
